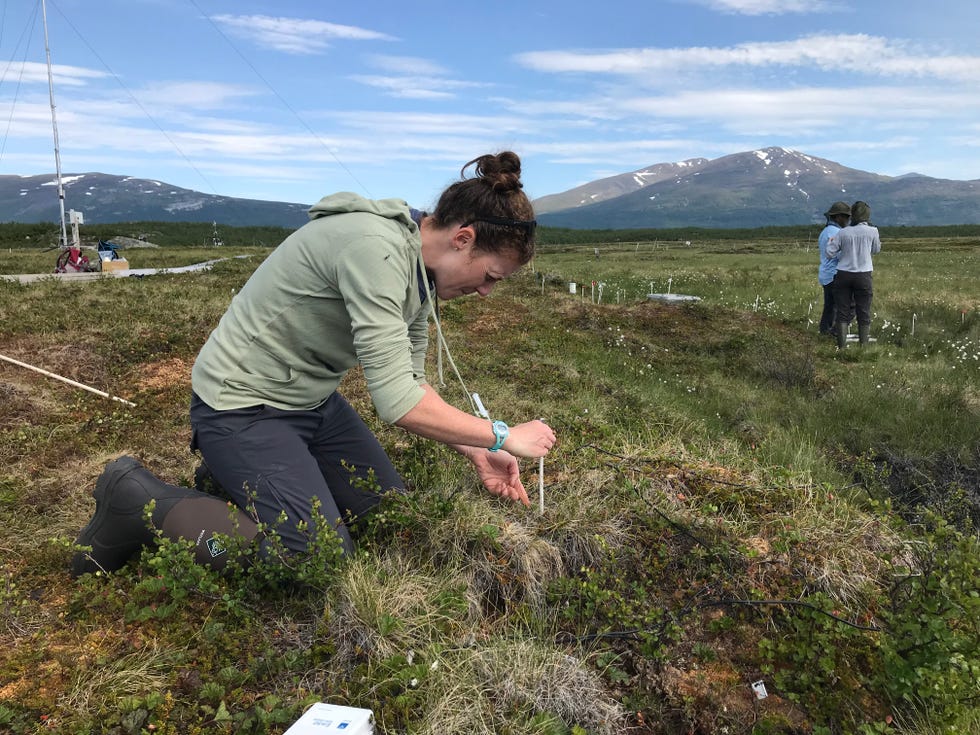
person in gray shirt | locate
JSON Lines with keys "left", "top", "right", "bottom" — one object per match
{"left": 827, "top": 200, "right": 881, "bottom": 348}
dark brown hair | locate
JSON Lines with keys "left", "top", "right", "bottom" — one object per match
{"left": 430, "top": 151, "right": 536, "bottom": 264}
{"left": 850, "top": 200, "right": 872, "bottom": 225}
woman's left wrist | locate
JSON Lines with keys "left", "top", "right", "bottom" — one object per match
{"left": 489, "top": 420, "right": 509, "bottom": 452}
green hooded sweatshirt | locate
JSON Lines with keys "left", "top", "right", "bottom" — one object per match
{"left": 191, "top": 192, "right": 430, "bottom": 424}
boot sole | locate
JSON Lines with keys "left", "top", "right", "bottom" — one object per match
{"left": 70, "top": 455, "right": 145, "bottom": 577}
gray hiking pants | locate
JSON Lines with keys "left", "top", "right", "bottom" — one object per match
{"left": 190, "top": 392, "right": 405, "bottom": 555}
{"left": 831, "top": 270, "right": 873, "bottom": 327}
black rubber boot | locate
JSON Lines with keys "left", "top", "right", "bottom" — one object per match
{"left": 858, "top": 324, "right": 870, "bottom": 345}
{"left": 835, "top": 322, "right": 848, "bottom": 350}
{"left": 71, "top": 456, "right": 198, "bottom": 577}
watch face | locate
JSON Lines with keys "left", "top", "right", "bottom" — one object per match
{"left": 490, "top": 421, "right": 508, "bottom": 450}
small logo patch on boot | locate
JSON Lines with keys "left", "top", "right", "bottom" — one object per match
{"left": 206, "top": 536, "right": 227, "bottom": 558}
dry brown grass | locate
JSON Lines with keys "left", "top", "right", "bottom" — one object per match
{"left": 324, "top": 554, "right": 473, "bottom": 667}
{"left": 415, "top": 638, "right": 626, "bottom": 735}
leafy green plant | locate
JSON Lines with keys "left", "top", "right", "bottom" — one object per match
{"left": 875, "top": 514, "right": 980, "bottom": 725}
{"left": 758, "top": 592, "right": 884, "bottom": 725}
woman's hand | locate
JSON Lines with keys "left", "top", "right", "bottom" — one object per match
{"left": 470, "top": 449, "right": 530, "bottom": 506}
{"left": 502, "top": 419, "right": 556, "bottom": 458}
{"left": 396, "top": 387, "right": 558, "bottom": 459}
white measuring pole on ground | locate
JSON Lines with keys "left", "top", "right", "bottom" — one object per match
{"left": 538, "top": 456, "right": 544, "bottom": 515}
{"left": 0, "top": 352, "right": 136, "bottom": 406}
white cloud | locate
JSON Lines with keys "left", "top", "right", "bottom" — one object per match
{"left": 618, "top": 86, "right": 979, "bottom": 126}
{"left": 3, "top": 61, "right": 107, "bottom": 87}
{"left": 523, "top": 138, "right": 710, "bottom": 161}
{"left": 133, "top": 81, "right": 259, "bottom": 111}
{"left": 349, "top": 75, "right": 491, "bottom": 100}
{"left": 325, "top": 111, "right": 532, "bottom": 139}
{"left": 347, "top": 76, "right": 454, "bottom": 100}
{"left": 212, "top": 15, "right": 395, "bottom": 54}
{"left": 690, "top": 0, "right": 837, "bottom": 15}
{"left": 515, "top": 34, "right": 980, "bottom": 82}
{"left": 364, "top": 55, "right": 450, "bottom": 76}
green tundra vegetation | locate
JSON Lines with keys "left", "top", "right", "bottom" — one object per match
{"left": 0, "top": 223, "right": 977, "bottom": 735}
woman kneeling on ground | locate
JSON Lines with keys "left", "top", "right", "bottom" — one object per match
{"left": 71, "top": 151, "right": 556, "bottom": 576}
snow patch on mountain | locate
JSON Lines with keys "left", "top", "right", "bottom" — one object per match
{"left": 165, "top": 199, "right": 208, "bottom": 213}
{"left": 42, "top": 174, "right": 87, "bottom": 187}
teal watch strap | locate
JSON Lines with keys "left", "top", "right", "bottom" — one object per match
{"left": 489, "top": 420, "right": 509, "bottom": 452}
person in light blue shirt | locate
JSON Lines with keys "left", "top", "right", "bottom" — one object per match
{"left": 817, "top": 201, "right": 851, "bottom": 335}
{"left": 827, "top": 201, "right": 881, "bottom": 348}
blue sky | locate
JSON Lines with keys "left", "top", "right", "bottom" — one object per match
{"left": 1, "top": 0, "right": 979, "bottom": 211}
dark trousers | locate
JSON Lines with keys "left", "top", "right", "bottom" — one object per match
{"left": 831, "top": 270, "right": 873, "bottom": 327}
{"left": 190, "top": 392, "right": 404, "bottom": 555}
{"left": 819, "top": 283, "right": 837, "bottom": 334}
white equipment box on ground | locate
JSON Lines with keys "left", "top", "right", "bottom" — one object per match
{"left": 283, "top": 703, "right": 374, "bottom": 734}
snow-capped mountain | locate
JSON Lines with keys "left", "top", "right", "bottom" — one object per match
{"left": 533, "top": 148, "right": 980, "bottom": 229}
{"left": 3, "top": 148, "right": 979, "bottom": 229}
{"left": 0, "top": 173, "right": 310, "bottom": 228}
{"left": 532, "top": 158, "right": 710, "bottom": 215}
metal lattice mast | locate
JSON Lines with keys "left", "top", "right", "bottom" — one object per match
{"left": 41, "top": 0, "right": 69, "bottom": 249}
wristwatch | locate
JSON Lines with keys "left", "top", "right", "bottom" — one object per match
{"left": 489, "top": 420, "right": 509, "bottom": 452}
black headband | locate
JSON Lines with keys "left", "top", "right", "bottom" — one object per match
{"left": 463, "top": 215, "right": 537, "bottom": 237}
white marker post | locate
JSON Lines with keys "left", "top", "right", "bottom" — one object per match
{"left": 0, "top": 352, "right": 136, "bottom": 406}
{"left": 472, "top": 393, "right": 490, "bottom": 419}
{"left": 538, "top": 456, "right": 545, "bottom": 515}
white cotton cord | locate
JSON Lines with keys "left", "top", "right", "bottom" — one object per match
{"left": 434, "top": 298, "right": 445, "bottom": 386}
{"left": 436, "top": 334, "right": 445, "bottom": 386}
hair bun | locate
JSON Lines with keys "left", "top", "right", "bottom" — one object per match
{"left": 432, "top": 151, "right": 535, "bottom": 264}
{"left": 464, "top": 151, "right": 523, "bottom": 193}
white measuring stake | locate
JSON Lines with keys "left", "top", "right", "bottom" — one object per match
{"left": 472, "top": 392, "right": 490, "bottom": 419}
{"left": 538, "top": 456, "right": 545, "bottom": 515}
{"left": 0, "top": 352, "right": 136, "bottom": 406}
